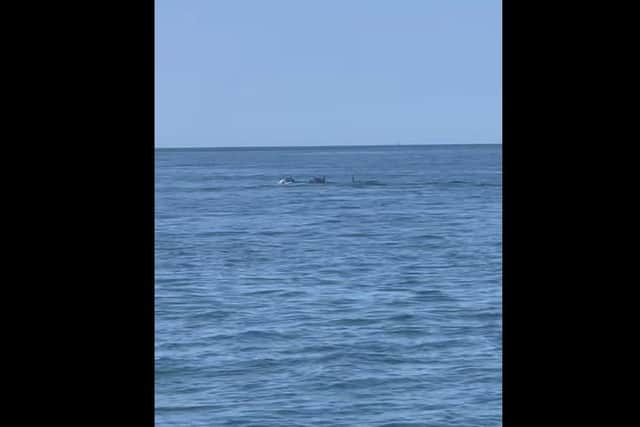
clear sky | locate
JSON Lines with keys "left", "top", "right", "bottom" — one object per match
{"left": 155, "top": 0, "right": 501, "bottom": 148}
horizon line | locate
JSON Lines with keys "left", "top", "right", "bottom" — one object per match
{"left": 155, "top": 142, "right": 502, "bottom": 149}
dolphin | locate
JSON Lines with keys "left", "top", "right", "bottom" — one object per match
{"left": 278, "top": 176, "right": 296, "bottom": 184}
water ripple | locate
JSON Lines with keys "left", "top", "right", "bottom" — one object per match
{"left": 156, "top": 145, "right": 501, "bottom": 426}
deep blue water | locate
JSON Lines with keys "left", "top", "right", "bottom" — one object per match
{"left": 155, "top": 144, "right": 502, "bottom": 426}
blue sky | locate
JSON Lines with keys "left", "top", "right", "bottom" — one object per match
{"left": 155, "top": 0, "right": 501, "bottom": 147}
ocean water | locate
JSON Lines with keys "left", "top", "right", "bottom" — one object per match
{"left": 155, "top": 144, "right": 502, "bottom": 426}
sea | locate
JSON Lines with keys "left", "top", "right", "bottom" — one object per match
{"left": 155, "top": 144, "right": 502, "bottom": 426}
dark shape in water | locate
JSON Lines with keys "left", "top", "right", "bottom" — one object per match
{"left": 308, "top": 176, "right": 326, "bottom": 184}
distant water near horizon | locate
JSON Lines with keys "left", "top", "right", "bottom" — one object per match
{"left": 155, "top": 144, "right": 502, "bottom": 426}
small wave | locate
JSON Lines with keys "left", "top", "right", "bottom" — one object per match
{"left": 156, "top": 404, "right": 224, "bottom": 413}
{"left": 197, "top": 230, "right": 246, "bottom": 237}
{"left": 352, "top": 181, "right": 387, "bottom": 187}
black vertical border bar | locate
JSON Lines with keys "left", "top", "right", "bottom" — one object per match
{"left": 117, "top": 0, "right": 155, "bottom": 423}
{"left": 115, "top": 0, "right": 155, "bottom": 423}
{"left": 148, "top": 0, "right": 156, "bottom": 423}
{"left": 149, "top": 0, "right": 156, "bottom": 423}
{"left": 59, "top": 0, "right": 156, "bottom": 423}
{"left": 503, "top": 0, "right": 552, "bottom": 424}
